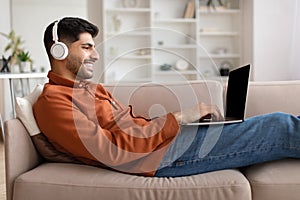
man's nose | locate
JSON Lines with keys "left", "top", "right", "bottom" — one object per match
{"left": 91, "top": 49, "right": 99, "bottom": 60}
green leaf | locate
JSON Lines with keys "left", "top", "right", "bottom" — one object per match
{"left": 8, "top": 30, "right": 15, "bottom": 39}
{"left": 0, "top": 32, "right": 8, "bottom": 38}
{"left": 4, "top": 44, "right": 11, "bottom": 52}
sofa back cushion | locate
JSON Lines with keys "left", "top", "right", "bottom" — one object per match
{"left": 104, "top": 80, "right": 225, "bottom": 118}
{"left": 246, "top": 81, "right": 300, "bottom": 117}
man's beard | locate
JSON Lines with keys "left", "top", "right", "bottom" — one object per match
{"left": 66, "top": 55, "right": 93, "bottom": 80}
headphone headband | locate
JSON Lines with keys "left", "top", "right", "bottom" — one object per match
{"left": 50, "top": 19, "right": 68, "bottom": 60}
{"left": 52, "top": 20, "right": 59, "bottom": 42}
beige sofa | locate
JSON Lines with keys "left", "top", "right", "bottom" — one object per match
{"left": 4, "top": 80, "right": 300, "bottom": 200}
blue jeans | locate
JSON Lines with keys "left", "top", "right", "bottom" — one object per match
{"left": 155, "top": 112, "right": 300, "bottom": 177}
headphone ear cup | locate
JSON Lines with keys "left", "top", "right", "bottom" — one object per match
{"left": 50, "top": 41, "right": 68, "bottom": 60}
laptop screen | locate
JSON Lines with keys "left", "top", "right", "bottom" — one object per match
{"left": 225, "top": 64, "right": 250, "bottom": 119}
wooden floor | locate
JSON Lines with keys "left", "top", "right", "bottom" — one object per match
{"left": 0, "top": 142, "right": 6, "bottom": 200}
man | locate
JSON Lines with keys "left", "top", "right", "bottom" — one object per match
{"left": 34, "top": 17, "right": 300, "bottom": 177}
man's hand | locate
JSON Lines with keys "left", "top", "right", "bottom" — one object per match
{"left": 173, "top": 102, "right": 223, "bottom": 124}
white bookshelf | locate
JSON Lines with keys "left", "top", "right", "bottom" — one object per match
{"left": 197, "top": 1, "right": 242, "bottom": 77}
{"left": 101, "top": 0, "right": 243, "bottom": 83}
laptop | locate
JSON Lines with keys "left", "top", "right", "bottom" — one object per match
{"left": 184, "top": 64, "right": 250, "bottom": 126}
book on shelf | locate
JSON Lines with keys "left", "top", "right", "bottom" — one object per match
{"left": 183, "top": 0, "right": 195, "bottom": 18}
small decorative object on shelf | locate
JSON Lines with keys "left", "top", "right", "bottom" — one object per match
{"left": 199, "top": 27, "right": 220, "bottom": 33}
{"left": 136, "top": 48, "right": 150, "bottom": 56}
{"left": 220, "top": 67, "right": 229, "bottom": 76}
{"left": 219, "top": 60, "right": 232, "bottom": 76}
{"left": 19, "top": 62, "right": 31, "bottom": 73}
{"left": 40, "top": 66, "right": 46, "bottom": 73}
{"left": 109, "top": 47, "right": 118, "bottom": 57}
{"left": 17, "top": 50, "right": 32, "bottom": 72}
{"left": 157, "top": 41, "right": 164, "bottom": 46}
{"left": 154, "top": 12, "right": 160, "bottom": 19}
{"left": 203, "top": 69, "right": 213, "bottom": 77}
{"left": 204, "top": 0, "right": 224, "bottom": 10}
{"left": 112, "top": 15, "right": 122, "bottom": 32}
{"left": 175, "top": 59, "right": 189, "bottom": 71}
{"left": 159, "top": 63, "right": 172, "bottom": 71}
{"left": 0, "top": 56, "right": 11, "bottom": 72}
{"left": 212, "top": 47, "right": 228, "bottom": 55}
{"left": 122, "top": 0, "right": 140, "bottom": 8}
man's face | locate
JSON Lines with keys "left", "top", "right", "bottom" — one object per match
{"left": 66, "top": 32, "right": 99, "bottom": 79}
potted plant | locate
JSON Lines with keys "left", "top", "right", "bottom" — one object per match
{"left": 0, "top": 30, "right": 27, "bottom": 72}
{"left": 0, "top": 30, "right": 23, "bottom": 64}
{"left": 17, "top": 50, "right": 32, "bottom": 72}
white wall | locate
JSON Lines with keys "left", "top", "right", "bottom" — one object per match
{"left": 253, "top": 0, "right": 297, "bottom": 81}
{"left": 289, "top": 1, "right": 300, "bottom": 80}
{"left": 0, "top": 0, "right": 11, "bottom": 50}
{"left": 0, "top": 0, "right": 88, "bottom": 120}
{"left": 12, "top": 0, "right": 88, "bottom": 72}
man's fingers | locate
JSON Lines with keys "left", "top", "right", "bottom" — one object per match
{"left": 205, "top": 105, "right": 224, "bottom": 121}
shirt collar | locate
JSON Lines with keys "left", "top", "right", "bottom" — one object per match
{"left": 47, "top": 71, "right": 89, "bottom": 88}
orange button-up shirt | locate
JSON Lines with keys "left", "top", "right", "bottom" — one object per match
{"left": 33, "top": 71, "right": 180, "bottom": 176}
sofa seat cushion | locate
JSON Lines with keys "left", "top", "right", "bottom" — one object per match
{"left": 13, "top": 163, "right": 251, "bottom": 200}
{"left": 243, "top": 159, "right": 300, "bottom": 200}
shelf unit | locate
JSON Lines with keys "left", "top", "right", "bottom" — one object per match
{"left": 101, "top": 0, "right": 243, "bottom": 83}
{"left": 197, "top": 2, "right": 242, "bottom": 78}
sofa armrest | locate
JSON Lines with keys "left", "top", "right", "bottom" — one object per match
{"left": 4, "top": 118, "right": 42, "bottom": 200}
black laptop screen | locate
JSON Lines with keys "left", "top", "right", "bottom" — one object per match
{"left": 225, "top": 64, "right": 250, "bottom": 119}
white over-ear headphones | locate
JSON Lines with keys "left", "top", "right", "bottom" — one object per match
{"left": 50, "top": 20, "right": 68, "bottom": 60}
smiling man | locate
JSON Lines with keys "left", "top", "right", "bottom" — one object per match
{"left": 33, "top": 17, "right": 300, "bottom": 178}
{"left": 33, "top": 17, "right": 183, "bottom": 176}
{"left": 45, "top": 18, "right": 98, "bottom": 80}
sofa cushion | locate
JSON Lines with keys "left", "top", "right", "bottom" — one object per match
{"left": 31, "top": 133, "right": 82, "bottom": 164}
{"left": 15, "top": 84, "right": 43, "bottom": 136}
{"left": 13, "top": 163, "right": 251, "bottom": 200}
{"left": 243, "top": 159, "right": 300, "bottom": 200}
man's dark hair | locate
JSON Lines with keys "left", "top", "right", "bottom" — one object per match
{"left": 43, "top": 17, "right": 99, "bottom": 59}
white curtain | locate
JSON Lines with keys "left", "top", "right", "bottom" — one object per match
{"left": 290, "top": 0, "right": 300, "bottom": 80}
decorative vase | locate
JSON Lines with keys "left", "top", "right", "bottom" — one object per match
{"left": 10, "top": 64, "right": 20, "bottom": 73}
{"left": 19, "top": 61, "right": 31, "bottom": 73}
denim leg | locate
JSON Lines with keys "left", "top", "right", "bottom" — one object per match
{"left": 155, "top": 112, "right": 300, "bottom": 177}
